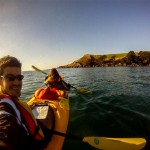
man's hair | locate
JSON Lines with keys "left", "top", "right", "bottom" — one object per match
{"left": 0, "top": 55, "right": 22, "bottom": 75}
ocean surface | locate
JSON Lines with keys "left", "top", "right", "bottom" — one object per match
{"left": 22, "top": 67, "right": 150, "bottom": 150}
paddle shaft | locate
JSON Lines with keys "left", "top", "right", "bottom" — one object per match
{"left": 32, "top": 65, "right": 47, "bottom": 75}
{"left": 71, "top": 85, "right": 77, "bottom": 90}
{"left": 52, "top": 130, "right": 83, "bottom": 141}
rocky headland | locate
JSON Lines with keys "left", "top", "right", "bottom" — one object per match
{"left": 59, "top": 51, "right": 150, "bottom": 68}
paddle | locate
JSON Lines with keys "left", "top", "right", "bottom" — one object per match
{"left": 70, "top": 85, "right": 92, "bottom": 94}
{"left": 31, "top": 65, "right": 92, "bottom": 94}
{"left": 51, "top": 130, "right": 146, "bottom": 150}
{"left": 32, "top": 65, "right": 47, "bottom": 75}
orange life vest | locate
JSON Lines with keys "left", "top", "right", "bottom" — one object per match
{"left": 0, "top": 94, "right": 44, "bottom": 140}
{"left": 34, "top": 87, "right": 59, "bottom": 100}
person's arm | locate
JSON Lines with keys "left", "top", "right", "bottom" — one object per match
{"left": 0, "top": 102, "right": 29, "bottom": 150}
{"left": 0, "top": 113, "right": 21, "bottom": 150}
{"left": 61, "top": 80, "right": 71, "bottom": 91}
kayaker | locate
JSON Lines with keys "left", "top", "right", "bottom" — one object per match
{"left": 44, "top": 68, "right": 71, "bottom": 98}
{"left": 0, "top": 55, "right": 59, "bottom": 150}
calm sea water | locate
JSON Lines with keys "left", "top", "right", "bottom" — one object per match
{"left": 22, "top": 67, "right": 150, "bottom": 150}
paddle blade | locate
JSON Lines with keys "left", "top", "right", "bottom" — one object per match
{"left": 32, "top": 65, "right": 47, "bottom": 75}
{"left": 83, "top": 137, "right": 146, "bottom": 150}
{"left": 76, "top": 87, "right": 92, "bottom": 94}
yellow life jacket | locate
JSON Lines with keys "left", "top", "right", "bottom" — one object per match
{"left": 0, "top": 94, "right": 44, "bottom": 140}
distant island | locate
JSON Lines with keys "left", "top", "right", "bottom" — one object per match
{"left": 59, "top": 51, "right": 150, "bottom": 68}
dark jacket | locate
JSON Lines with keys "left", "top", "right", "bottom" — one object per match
{"left": 0, "top": 99, "right": 48, "bottom": 150}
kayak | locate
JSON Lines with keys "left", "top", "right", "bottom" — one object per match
{"left": 27, "top": 95, "right": 146, "bottom": 150}
{"left": 27, "top": 96, "right": 70, "bottom": 150}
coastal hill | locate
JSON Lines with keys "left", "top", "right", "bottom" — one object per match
{"left": 59, "top": 51, "right": 150, "bottom": 68}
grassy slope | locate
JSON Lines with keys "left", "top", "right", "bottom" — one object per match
{"left": 65, "top": 51, "right": 147, "bottom": 67}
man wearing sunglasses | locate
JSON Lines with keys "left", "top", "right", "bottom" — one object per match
{"left": 0, "top": 55, "right": 55, "bottom": 150}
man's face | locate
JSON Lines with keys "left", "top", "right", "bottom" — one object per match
{"left": 0, "top": 67, "right": 23, "bottom": 98}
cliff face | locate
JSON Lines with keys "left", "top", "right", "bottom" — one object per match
{"left": 59, "top": 51, "right": 150, "bottom": 68}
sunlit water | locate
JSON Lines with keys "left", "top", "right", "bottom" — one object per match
{"left": 22, "top": 67, "right": 150, "bottom": 150}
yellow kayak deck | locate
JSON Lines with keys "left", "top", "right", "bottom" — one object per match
{"left": 28, "top": 96, "right": 70, "bottom": 150}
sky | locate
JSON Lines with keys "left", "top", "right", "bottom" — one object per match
{"left": 0, "top": 0, "right": 150, "bottom": 71}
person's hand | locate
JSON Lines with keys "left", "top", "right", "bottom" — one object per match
{"left": 67, "top": 83, "right": 71, "bottom": 90}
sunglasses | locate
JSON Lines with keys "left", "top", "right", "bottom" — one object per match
{"left": 0, "top": 74, "right": 24, "bottom": 81}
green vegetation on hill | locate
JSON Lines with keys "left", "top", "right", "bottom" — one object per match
{"left": 59, "top": 51, "right": 150, "bottom": 68}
